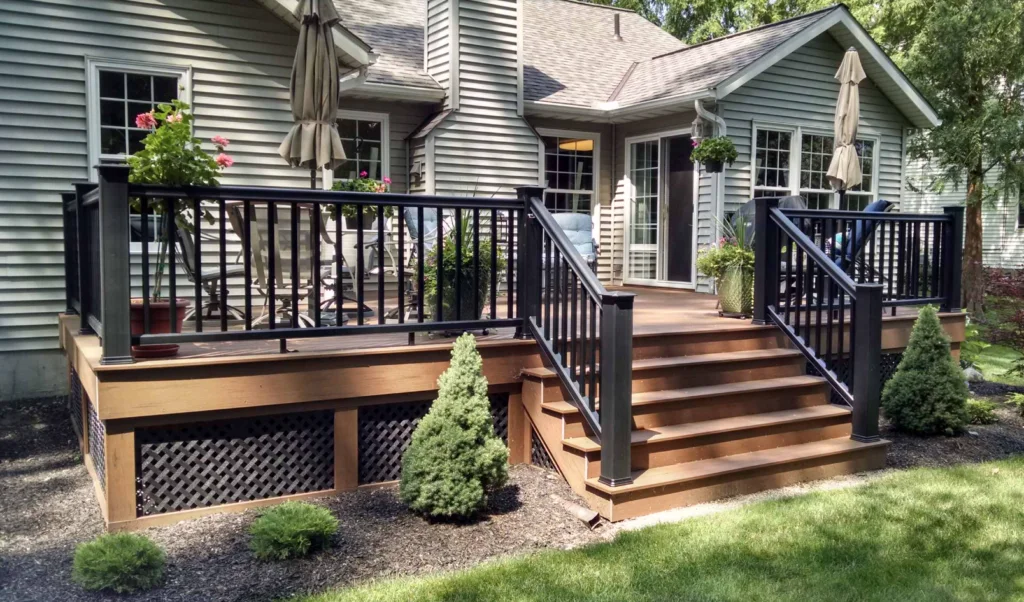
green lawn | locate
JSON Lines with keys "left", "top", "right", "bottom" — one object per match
{"left": 975, "top": 344, "right": 1024, "bottom": 386}
{"left": 297, "top": 459, "right": 1024, "bottom": 602}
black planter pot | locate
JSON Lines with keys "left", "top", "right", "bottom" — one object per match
{"left": 704, "top": 159, "right": 724, "bottom": 173}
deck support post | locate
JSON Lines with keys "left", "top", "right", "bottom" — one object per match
{"left": 941, "top": 206, "right": 964, "bottom": 313}
{"left": 752, "top": 197, "right": 780, "bottom": 326}
{"left": 516, "top": 186, "right": 545, "bottom": 339}
{"left": 851, "top": 283, "right": 883, "bottom": 442}
{"left": 105, "top": 420, "right": 138, "bottom": 527}
{"left": 97, "top": 165, "right": 134, "bottom": 365}
{"left": 598, "top": 291, "right": 634, "bottom": 487}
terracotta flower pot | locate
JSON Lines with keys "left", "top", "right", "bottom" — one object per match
{"left": 130, "top": 298, "right": 190, "bottom": 358}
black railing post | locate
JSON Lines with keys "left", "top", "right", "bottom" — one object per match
{"left": 851, "top": 283, "right": 883, "bottom": 442}
{"left": 941, "top": 206, "right": 964, "bottom": 313}
{"left": 96, "top": 165, "right": 134, "bottom": 365}
{"left": 598, "top": 290, "right": 634, "bottom": 487}
{"left": 61, "top": 192, "right": 78, "bottom": 315}
{"left": 73, "top": 182, "right": 96, "bottom": 335}
{"left": 516, "top": 186, "right": 545, "bottom": 338}
{"left": 752, "top": 197, "right": 780, "bottom": 325}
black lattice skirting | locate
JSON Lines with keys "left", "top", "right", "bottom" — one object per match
{"left": 87, "top": 398, "right": 105, "bottom": 490}
{"left": 135, "top": 411, "right": 335, "bottom": 516}
{"left": 807, "top": 352, "right": 904, "bottom": 404}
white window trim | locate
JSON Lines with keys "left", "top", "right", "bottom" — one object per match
{"left": 749, "top": 121, "right": 881, "bottom": 209}
{"left": 622, "top": 127, "right": 699, "bottom": 289}
{"left": 86, "top": 57, "right": 191, "bottom": 180}
{"left": 536, "top": 128, "right": 600, "bottom": 215}
{"left": 336, "top": 109, "right": 390, "bottom": 181}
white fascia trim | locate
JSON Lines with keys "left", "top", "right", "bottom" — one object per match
{"left": 713, "top": 9, "right": 940, "bottom": 129}
{"left": 351, "top": 82, "right": 446, "bottom": 102}
{"left": 524, "top": 90, "right": 715, "bottom": 122}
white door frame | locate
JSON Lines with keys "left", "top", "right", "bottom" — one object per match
{"left": 622, "top": 127, "right": 700, "bottom": 289}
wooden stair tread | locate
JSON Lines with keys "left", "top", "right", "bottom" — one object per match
{"left": 523, "top": 348, "right": 803, "bottom": 380}
{"left": 563, "top": 405, "right": 850, "bottom": 452}
{"left": 541, "top": 375, "right": 826, "bottom": 415}
{"left": 586, "top": 437, "right": 888, "bottom": 494}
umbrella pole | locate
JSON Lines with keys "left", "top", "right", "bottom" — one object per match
{"left": 310, "top": 167, "right": 316, "bottom": 190}
{"left": 838, "top": 189, "right": 846, "bottom": 211}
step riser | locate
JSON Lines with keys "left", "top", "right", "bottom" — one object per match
{"left": 581, "top": 421, "right": 851, "bottom": 473}
{"left": 594, "top": 445, "right": 887, "bottom": 522}
{"left": 632, "top": 329, "right": 786, "bottom": 360}
{"left": 631, "top": 357, "right": 805, "bottom": 393}
{"left": 560, "top": 386, "right": 830, "bottom": 439}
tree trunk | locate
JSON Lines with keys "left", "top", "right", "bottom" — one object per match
{"left": 962, "top": 166, "right": 985, "bottom": 315}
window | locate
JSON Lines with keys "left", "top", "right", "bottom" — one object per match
{"left": 753, "top": 128, "right": 792, "bottom": 198}
{"left": 336, "top": 112, "right": 388, "bottom": 181}
{"left": 87, "top": 59, "right": 189, "bottom": 172}
{"left": 540, "top": 133, "right": 596, "bottom": 213}
{"left": 752, "top": 124, "right": 878, "bottom": 210}
{"left": 628, "top": 139, "right": 659, "bottom": 281}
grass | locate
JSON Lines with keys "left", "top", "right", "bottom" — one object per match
{"left": 975, "top": 344, "right": 1024, "bottom": 386}
{"left": 295, "top": 458, "right": 1024, "bottom": 602}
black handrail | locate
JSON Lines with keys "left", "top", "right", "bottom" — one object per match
{"left": 769, "top": 207, "right": 857, "bottom": 297}
{"left": 518, "top": 187, "right": 634, "bottom": 486}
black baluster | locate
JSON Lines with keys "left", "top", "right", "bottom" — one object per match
{"left": 473, "top": 208, "right": 480, "bottom": 320}
{"left": 291, "top": 204, "right": 299, "bottom": 329}
{"left": 193, "top": 197, "right": 203, "bottom": 333}
{"left": 784, "top": 231, "right": 793, "bottom": 324}
{"left": 243, "top": 201, "right": 252, "bottom": 331}
{"left": 544, "top": 234, "right": 552, "bottom": 339}
{"left": 570, "top": 271, "right": 577, "bottom": 377}
{"left": 553, "top": 248, "right": 561, "bottom": 353}
{"left": 268, "top": 201, "right": 276, "bottom": 331}
{"left": 896, "top": 221, "right": 906, "bottom": 305}
{"left": 794, "top": 240, "right": 803, "bottom": 334}
{"left": 932, "top": 220, "right": 942, "bottom": 300}
{"left": 435, "top": 208, "right": 443, "bottom": 323}
{"left": 219, "top": 199, "right": 228, "bottom": 332}
{"left": 167, "top": 200, "right": 177, "bottom": 333}
{"left": 377, "top": 204, "right": 385, "bottom": 325}
{"left": 589, "top": 298, "right": 597, "bottom": 413}
{"left": 886, "top": 220, "right": 895, "bottom": 314}
{"left": 490, "top": 209, "right": 497, "bottom": 320}
{"left": 356, "top": 205, "right": 364, "bottom": 325}
{"left": 455, "top": 208, "right": 462, "bottom": 321}
{"left": 334, "top": 203, "right": 342, "bottom": 326}
{"left": 506, "top": 210, "right": 515, "bottom": 319}
{"left": 580, "top": 290, "right": 588, "bottom": 393}
{"left": 417, "top": 206, "right": 425, "bottom": 323}
{"left": 837, "top": 287, "right": 846, "bottom": 385}
{"left": 312, "top": 204, "right": 321, "bottom": 328}
{"left": 141, "top": 197, "right": 150, "bottom": 334}
{"left": 397, "top": 207, "right": 405, "bottom": 324}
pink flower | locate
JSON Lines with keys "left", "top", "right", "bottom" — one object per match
{"left": 215, "top": 153, "right": 234, "bottom": 168}
{"left": 211, "top": 135, "right": 230, "bottom": 147}
{"left": 382, "top": 176, "right": 392, "bottom": 186}
{"left": 359, "top": 170, "right": 368, "bottom": 178}
{"left": 691, "top": 139, "right": 699, "bottom": 148}
{"left": 166, "top": 112, "right": 183, "bottom": 124}
{"left": 135, "top": 111, "right": 157, "bottom": 129}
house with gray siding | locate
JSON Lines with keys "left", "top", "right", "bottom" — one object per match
{"left": 0, "top": 0, "right": 938, "bottom": 400}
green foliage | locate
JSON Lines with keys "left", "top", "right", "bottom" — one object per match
{"left": 71, "top": 533, "right": 165, "bottom": 594}
{"left": 1009, "top": 393, "right": 1024, "bottom": 417}
{"left": 400, "top": 334, "right": 508, "bottom": 519}
{"left": 423, "top": 216, "right": 506, "bottom": 321}
{"left": 882, "top": 306, "right": 969, "bottom": 435}
{"left": 696, "top": 214, "right": 753, "bottom": 280}
{"left": 249, "top": 502, "right": 339, "bottom": 561}
{"left": 329, "top": 177, "right": 394, "bottom": 220}
{"left": 960, "top": 316, "right": 989, "bottom": 368}
{"left": 691, "top": 136, "right": 739, "bottom": 165}
{"left": 965, "top": 398, "right": 998, "bottom": 425}
{"left": 128, "top": 99, "right": 227, "bottom": 192}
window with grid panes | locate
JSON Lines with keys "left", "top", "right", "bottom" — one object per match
{"left": 541, "top": 136, "right": 595, "bottom": 213}
{"left": 799, "top": 133, "right": 836, "bottom": 209}
{"left": 842, "top": 139, "right": 876, "bottom": 210}
{"left": 336, "top": 117, "right": 385, "bottom": 181}
{"left": 98, "top": 70, "right": 179, "bottom": 160}
{"left": 753, "top": 129, "right": 792, "bottom": 198}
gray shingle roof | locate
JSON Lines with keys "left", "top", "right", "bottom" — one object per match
{"left": 611, "top": 7, "right": 839, "bottom": 107}
{"left": 334, "top": 0, "right": 440, "bottom": 89}
{"left": 522, "top": 0, "right": 685, "bottom": 106}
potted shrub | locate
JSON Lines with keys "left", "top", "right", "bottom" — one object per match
{"left": 423, "top": 214, "right": 506, "bottom": 325}
{"left": 696, "top": 216, "right": 754, "bottom": 317}
{"left": 127, "top": 99, "right": 233, "bottom": 358}
{"left": 330, "top": 173, "right": 393, "bottom": 229}
{"left": 691, "top": 136, "right": 738, "bottom": 174}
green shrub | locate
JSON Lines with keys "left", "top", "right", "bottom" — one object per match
{"left": 882, "top": 306, "right": 970, "bottom": 435}
{"left": 400, "top": 333, "right": 509, "bottom": 519}
{"left": 1009, "top": 393, "right": 1024, "bottom": 416}
{"left": 965, "top": 398, "right": 998, "bottom": 425}
{"left": 249, "top": 502, "right": 339, "bottom": 561}
{"left": 71, "top": 533, "right": 165, "bottom": 594}
{"left": 960, "top": 317, "right": 989, "bottom": 368}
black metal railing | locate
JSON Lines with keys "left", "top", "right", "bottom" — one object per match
{"left": 518, "top": 187, "right": 634, "bottom": 486}
{"left": 752, "top": 198, "right": 964, "bottom": 441}
{"left": 64, "top": 165, "right": 523, "bottom": 363}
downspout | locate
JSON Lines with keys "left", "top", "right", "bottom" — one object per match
{"left": 695, "top": 99, "right": 727, "bottom": 292}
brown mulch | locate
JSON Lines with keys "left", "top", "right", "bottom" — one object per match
{"left": 882, "top": 387, "right": 1024, "bottom": 469}
{"left": 0, "top": 396, "right": 604, "bottom": 602}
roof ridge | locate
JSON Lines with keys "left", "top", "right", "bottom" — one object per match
{"left": 650, "top": 4, "right": 844, "bottom": 60}
{"left": 547, "top": 0, "right": 637, "bottom": 14}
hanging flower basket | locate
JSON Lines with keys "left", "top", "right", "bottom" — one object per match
{"left": 691, "top": 136, "right": 737, "bottom": 174}
{"left": 703, "top": 158, "right": 725, "bottom": 173}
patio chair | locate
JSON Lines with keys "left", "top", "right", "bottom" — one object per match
{"left": 173, "top": 213, "right": 247, "bottom": 323}
{"left": 315, "top": 209, "right": 377, "bottom": 325}
{"left": 244, "top": 204, "right": 317, "bottom": 328}
{"left": 383, "top": 207, "right": 439, "bottom": 322}
{"left": 552, "top": 212, "right": 597, "bottom": 273}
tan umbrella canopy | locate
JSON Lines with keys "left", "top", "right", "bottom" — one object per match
{"left": 826, "top": 47, "right": 866, "bottom": 198}
{"left": 278, "top": 0, "right": 345, "bottom": 174}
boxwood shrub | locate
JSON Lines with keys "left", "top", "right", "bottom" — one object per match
{"left": 249, "top": 501, "right": 338, "bottom": 561}
{"left": 71, "top": 533, "right": 166, "bottom": 594}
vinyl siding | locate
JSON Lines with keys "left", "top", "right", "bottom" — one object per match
{"left": 425, "top": 0, "right": 452, "bottom": 107}
{"left": 904, "top": 159, "right": 1024, "bottom": 269}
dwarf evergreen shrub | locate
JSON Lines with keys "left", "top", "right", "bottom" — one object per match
{"left": 249, "top": 502, "right": 338, "bottom": 560}
{"left": 966, "top": 398, "right": 998, "bottom": 425}
{"left": 400, "top": 333, "right": 508, "bottom": 519}
{"left": 71, "top": 533, "right": 165, "bottom": 593}
{"left": 882, "top": 306, "right": 969, "bottom": 435}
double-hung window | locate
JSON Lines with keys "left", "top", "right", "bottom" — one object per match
{"left": 336, "top": 112, "right": 388, "bottom": 181}
{"left": 539, "top": 131, "right": 597, "bottom": 213}
{"left": 753, "top": 123, "right": 878, "bottom": 210}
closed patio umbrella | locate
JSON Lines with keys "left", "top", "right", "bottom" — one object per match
{"left": 826, "top": 47, "right": 866, "bottom": 207}
{"left": 278, "top": 0, "right": 345, "bottom": 183}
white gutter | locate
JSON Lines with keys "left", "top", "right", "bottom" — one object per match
{"left": 525, "top": 90, "right": 716, "bottom": 122}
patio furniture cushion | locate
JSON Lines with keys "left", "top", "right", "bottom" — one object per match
{"left": 552, "top": 212, "right": 595, "bottom": 262}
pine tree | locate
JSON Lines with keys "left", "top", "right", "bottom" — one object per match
{"left": 400, "top": 333, "right": 508, "bottom": 519}
{"left": 881, "top": 306, "right": 969, "bottom": 435}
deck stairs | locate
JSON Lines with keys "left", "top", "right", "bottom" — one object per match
{"left": 520, "top": 323, "right": 889, "bottom": 521}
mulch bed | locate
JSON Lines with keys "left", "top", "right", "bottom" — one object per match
{"left": 0, "top": 396, "right": 604, "bottom": 602}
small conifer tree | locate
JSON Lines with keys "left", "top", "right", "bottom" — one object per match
{"left": 881, "top": 305, "right": 969, "bottom": 435}
{"left": 400, "top": 333, "right": 508, "bottom": 518}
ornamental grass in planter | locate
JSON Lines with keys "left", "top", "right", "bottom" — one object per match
{"left": 127, "top": 99, "right": 233, "bottom": 357}
{"left": 423, "top": 214, "right": 506, "bottom": 324}
{"left": 696, "top": 215, "right": 754, "bottom": 317}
